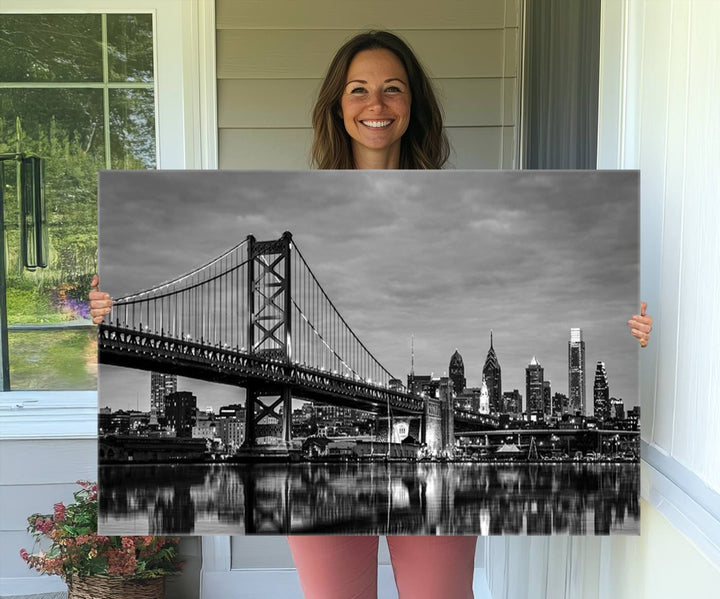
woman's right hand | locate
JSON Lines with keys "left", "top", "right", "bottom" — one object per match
{"left": 89, "top": 274, "right": 113, "bottom": 324}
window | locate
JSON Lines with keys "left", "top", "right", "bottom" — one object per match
{"left": 0, "top": 13, "right": 156, "bottom": 390}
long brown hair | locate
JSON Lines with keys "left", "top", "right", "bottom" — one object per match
{"left": 311, "top": 31, "right": 449, "bottom": 169}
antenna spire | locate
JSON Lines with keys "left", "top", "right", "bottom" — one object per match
{"left": 490, "top": 329, "right": 493, "bottom": 348}
{"left": 410, "top": 334, "right": 415, "bottom": 377}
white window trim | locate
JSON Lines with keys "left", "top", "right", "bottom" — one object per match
{"left": 598, "top": 0, "right": 720, "bottom": 569}
{"left": 0, "top": 0, "right": 217, "bottom": 441}
{"left": 0, "top": 0, "right": 217, "bottom": 170}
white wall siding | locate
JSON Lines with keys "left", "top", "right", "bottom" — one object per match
{"left": 216, "top": 0, "right": 521, "bottom": 170}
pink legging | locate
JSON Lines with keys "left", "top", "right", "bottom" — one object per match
{"left": 288, "top": 536, "right": 477, "bottom": 599}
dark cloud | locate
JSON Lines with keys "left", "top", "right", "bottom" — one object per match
{"left": 100, "top": 170, "right": 639, "bottom": 412}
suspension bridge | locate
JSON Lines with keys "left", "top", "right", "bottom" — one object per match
{"left": 98, "top": 232, "right": 497, "bottom": 452}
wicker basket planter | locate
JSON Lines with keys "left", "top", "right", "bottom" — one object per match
{"left": 67, "top": 575, "right": 165, "bottom": 599}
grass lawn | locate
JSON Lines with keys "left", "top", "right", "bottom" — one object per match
{"left": 9, "top": 328, "right": 97, "bottom": 389}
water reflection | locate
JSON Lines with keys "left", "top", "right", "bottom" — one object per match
{"left": 98, "top": 463, "right": 639, "bottom": 536}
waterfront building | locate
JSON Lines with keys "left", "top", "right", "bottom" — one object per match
{"left": 150, "top": 372, "right": 177, "bottom": 424}
{"left": 217, "top": 418, "right": 244, "bottom": 450}
{"left": 502, "top": 389, "right": 522, "bottom": 415}
{"left": 407, "top": 374, "right": 441, "bottom": 399}
{"left": 525, "top": 356, "right": 544, "bottom": 417}
{"left": 482, "top": 332, "right": 502, "bottom": 413}
{"left": 218, "top": 403, "right": 244, "bottom": 419}
{"left": 192, "top": 411, "right": 218, "bottom": 440}
{"left": 164, "top": 391, "right": 197, "bottom": 437}
{"left": 593, "top": 361, "right": 610, "bottom": 420}
{"left": 448, "top": 349, "right": 466, "bottom": 395}
{"left": 568, "top": 328, "right": 586, "bottom": 414}
{"left": 456, "top": 387, "right": 482, "bottom": 412}
{"left": 552, "top": 392, "right": 569, "bottom": 416}
{"left": 610, "top": 397, "right": 625, "bottom": 420}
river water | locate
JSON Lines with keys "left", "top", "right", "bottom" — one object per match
{"left": 98, "top": 462, "right": 639, "bottom": 536}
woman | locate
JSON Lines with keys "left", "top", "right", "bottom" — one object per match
{"left": 90, "top": 31, "right": 653, "bottom": 599}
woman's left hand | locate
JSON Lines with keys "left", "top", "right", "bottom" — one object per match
{"left": 628, "top": 301, "right": 653, "bottom": 348}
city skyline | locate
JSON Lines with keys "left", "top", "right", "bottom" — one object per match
{"left": 99, "top": 170, "right": 639, "bottom": 413}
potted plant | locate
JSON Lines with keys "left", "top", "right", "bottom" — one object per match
{"left": 20, "top": 480, "right": 182, "bottom": 598}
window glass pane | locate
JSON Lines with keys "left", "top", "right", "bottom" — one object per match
{"left": 2, "top": 89, "right": 103, "bottom": 390}
{"left": 107, "top": 14, "right": 154, "bottom": 83}
{"left": 1, "top": 12, "right": 156, "bottom": 391}
{"left": 9, "top": 329, "right": 97, "bottom": 389}
{"left": 0, "top": 14, "right": 103, "bottom": 82}
{"left": 110, "top": 89, "right": 156, "bottom": 169}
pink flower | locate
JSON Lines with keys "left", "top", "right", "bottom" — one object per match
{"left": 53, "top": 502, "right": 66, "bottom": 522}
{"left": 34, "top": 518, "right": 53, "bottom": 534}
{"left": 19, "top": 548, "right": 29, "bottom": 562}
{"left": 121, "top": 537, "right": 135, "bottom": 549}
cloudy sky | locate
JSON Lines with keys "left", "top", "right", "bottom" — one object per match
{"left": 98, "top": 170, "right": 639, "bottom": 414}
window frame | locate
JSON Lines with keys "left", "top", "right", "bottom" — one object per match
{"left": 0, "top": 0, "right": 217, "bottom": 440}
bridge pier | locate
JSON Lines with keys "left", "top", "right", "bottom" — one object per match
{"left": 243, "top": 384, "right": 293, "bottom": 450}
{"left": 244, "top": 384, "right": 257, "bottom": 448}
{"left": 280, "top": 385, "right": 292, "bottom": 447}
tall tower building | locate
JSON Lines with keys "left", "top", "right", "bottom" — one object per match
{"left": 448, "top": 349, "right": 466, "bottom": 395}
{"left": 478, "top": 376, "right": 490, "bottom": 414}
{"left": 525, "top": 356, "right": 544, "bottom": 417}
{"left": 593, "top": 361, "right": 610, "bottom": 421}
{"left": 482, "top": 331, "right": 502, "bottom": 413}
{"left": 542, "top": 380, "right": 552, "bottom": 417}
{"left": 568, "top": 328, "right": 586, "bottom": 415}
{"left": 150, "top": 372, "right": 177, "bottom": 423}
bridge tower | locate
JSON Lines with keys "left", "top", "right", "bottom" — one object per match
{"left": 244, "top": 231, "right": 294, "bottom": 448}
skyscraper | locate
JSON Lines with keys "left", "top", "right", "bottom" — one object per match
{"left": 150, "top": 372, "right": 177, "bottom": 423}
{"left": 568, "top": 328, "right": 586, "bottom": 414}
{"left": 478, "top": 376, "right": 490, "bottom": 414}
{"left": 525, "top": 356, "right": 544, "bottom": 417}
{"left": 482, "top": 331, "right": 502, "bottom": 413}
{"left": 448, "top": 349, "right": 466, "bottom": 395}
{"left": 593, "top": 361, "right": 610, "bottom": 420}
{"left": 543, "top": 380, "right": 552, "bottom": 417}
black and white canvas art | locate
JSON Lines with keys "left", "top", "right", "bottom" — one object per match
{"left": 97, "top": 170, "right": 640, "bottom": 536}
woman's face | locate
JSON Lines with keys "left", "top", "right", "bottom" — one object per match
{"left": 340, "top": 49, "right": 411, "bottom": 165}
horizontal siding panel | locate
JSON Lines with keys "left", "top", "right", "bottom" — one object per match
{"left": 439, "top": 79, "right": 510, "bottom": 126}
{"left": 0, "top": 531, "right": 48, "bottom": 578}
{"left": 218, "top": 79, "right": 319, "bottom": 128}
{"left": 217, "top": 0, "right": 508, "bottom": 30}
{"left": 219, "top": 126, "right": 509, "bottom": 170}
{"left": 0, "top": 483, "right": 80, "bottom": 530}
{"left": 218, "top": 78, "right": 514, "bottom": 128}
{"left": 504, "top": 28, "right": 519, "bottom": 77}
{"left": 217, "top": 29, "right": 507, "bottom": 79}
{"left": 505, "top": 0, "right": 521, "bottom": 28}
{"left": 219, "top": 128, "right": 313, "bottom": 169}
{"left": 503, "top": 77, "right": 517, "bottom": 126}
{"left": 0, "top": 439, "right": 97, "bottom": 485}
{"left": 502, "top": 126, "right": 518, "bottom": 168}
{"left": 446, "top": 126, "right": 504, "bottom": 169}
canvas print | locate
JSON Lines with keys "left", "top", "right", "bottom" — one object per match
{"left": 97, "top": 170, "right": 640, "bottom": 536}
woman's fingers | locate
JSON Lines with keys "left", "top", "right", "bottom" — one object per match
{"left": 88, "top": 274, "right": 113, "bottom": 324}
{"left": 627, "top": 302, "right": 653, "bottom": 348}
